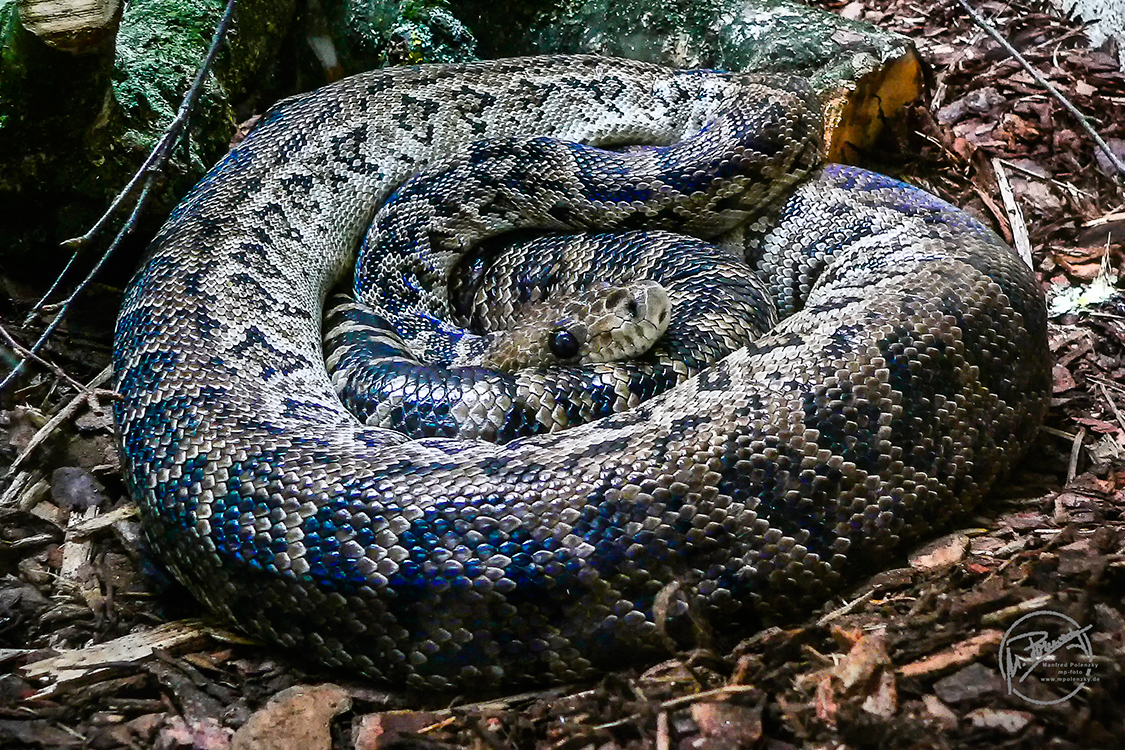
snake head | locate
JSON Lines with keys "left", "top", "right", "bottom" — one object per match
{"left": 480, "top": 280, "right": 672, "bottom": 371}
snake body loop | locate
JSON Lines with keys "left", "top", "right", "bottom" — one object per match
{"left": 324, "top": 229, "right": 775, "bottom": 441}
{"left": 113, "top": 56, "right": 1049, "bottom": 687}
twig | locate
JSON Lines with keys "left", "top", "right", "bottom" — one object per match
{"left": 992, "top": 158, "right": 1033, "bottom": 268}
{"left": 3, "top": 365, "right": 115, "bottom": 481}
{"left": 1067, "top": 426, "right": 1085, "bottom": 484}
{"left": 3, "top": 0, "right": 239, "bottom": 394}
{"left": 23, "top": 251, "right": 79, "bottom": 327}
{"left": 1090, "top": 374, "right": 1125, "bottom": 395}
{"left": 0, "top": 471, "right": 45, "bottom": 508}
{"left": 1039, "top": 424, "right": 1078, "bottom": 441}
{"left": 62, "top": 0, "right": 239, "bottom": 256}
{"left": 816, "top": 589, "right": 876, "bottom": 627}
{"left": 592, "top": 685, "right": 762, "bottom": 730}
{"left": 956, "top": 0, "right": 1125, "bottom": 181}
{"left": 2, "top": 179, "right": 157, "bottom": 393}
{"left": 1085, "top": 210, "right": 1125, "bottom": 228}
{"left": 0, "top": 322, "right": 87, "bottom": 393}
{"left": 1097, "top": 382, "right": 1125, "bottom": 435}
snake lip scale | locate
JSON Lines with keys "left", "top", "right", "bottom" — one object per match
{"left": 113, "top": 55, "right": 1050, "bottom": 688}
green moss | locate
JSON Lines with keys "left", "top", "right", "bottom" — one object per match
{"left": 392, "top": 4, "right": 476, "bottom": 64}
{"left": 1, "top": 0, "right": 28, "bottom": 129}
{"left": 113, "top": 0, "right": 231, "bottom": 171}
{"left": 0, "top": 0, "right": 18, "bottom": 69}
{"left": 321, "top": 0, "right": 476, "bottom": 73}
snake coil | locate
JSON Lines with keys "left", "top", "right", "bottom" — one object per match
{"left": 114, "top": 56, "right": 1049, "bottom": 687}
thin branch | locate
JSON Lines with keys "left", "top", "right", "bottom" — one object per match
{"left": 1097, "top": 382, "right": 1125, "bottom": 435}
{"left": 956, "top": 0, "right": 1125, "bottom": 181}
{"left": 0, "top": 321, "right": 87, "bottom": 393}
{"left": 23, "top": 249, "right": 79, "bottom": 327}
{"left": 817, "top": 588, "right": 876, "bottom": 627}
{"left": 992, "top": 157, "right": 1033, "bottom": 268}
{"left": 591, "top": 685, "right": 763, "bottom": 731}
{"left": 3, "top": 0, "right": 239, "bottom": 394}
{"left": 58, "top": 0, "right": 238, "bottom": 256}
{"left": 1, "top": 178, "right": 158, "bottom": 393}
{"left": 3, "top": 365, "right": 115, "bottom": 481}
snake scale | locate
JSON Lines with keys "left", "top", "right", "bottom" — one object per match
{"left": 113, "top": 55, "right": 1050, "bottom": 687}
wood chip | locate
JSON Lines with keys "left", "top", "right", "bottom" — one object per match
{"left": 23, "top": 620, "right": 212, "bottom": 687}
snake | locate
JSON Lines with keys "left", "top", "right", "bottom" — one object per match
{"left": 112, "top": 55, "right": 1050, "bottom": 688}
{"left": 322, "top": 229, "right": 775, "bottom": 442}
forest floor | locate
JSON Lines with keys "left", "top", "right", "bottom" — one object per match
{"left": 1, "top": 0, "right": 1124, "bottom": 748}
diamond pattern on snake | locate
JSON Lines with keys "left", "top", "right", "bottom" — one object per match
{"left": 113, "top": 55, "right": 1049, "bottom": 688}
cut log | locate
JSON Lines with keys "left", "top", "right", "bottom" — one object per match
{"left": 17, "top": 0, "right": 121, "bottom": 52}
{"left": 0, "top": 0, "right": 121, "bottom": 152}
{"left": 0, "top": 0, "right": 296, "bottom": 271}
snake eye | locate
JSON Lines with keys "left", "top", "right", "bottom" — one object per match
{"left": 549, "top": 329, "right": 580, "bottom": 359}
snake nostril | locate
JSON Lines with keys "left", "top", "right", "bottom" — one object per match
{"left": 604, "top": 289, "right": 627, "bottom": 309}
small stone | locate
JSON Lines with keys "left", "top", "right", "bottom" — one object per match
{"left": 353, "top": 711, "right": 442, "bottom": 750}
{"left": 966, "top": 707, "right": 1033, "bottom": 734}
{"left": 50, "top": 467, "right": 108, "bottom": 510}
{"left": 933, "top": 663, "right": 1003, "bottom": 704}
{"left": 908, "top": 532, "right": 969, "bottom": 572}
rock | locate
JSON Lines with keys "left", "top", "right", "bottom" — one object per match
{"left": 353, "top": 710, "right": 442, "bottom": 750}
{"left": 50, "top": 466, "right": 108, "bottom": 510}
{"left": 453, "top": 0, "right": 925, "bottom": 161}
{"left": 230, "top": 684, "right": 351, "bottom": 750}
{"left": 932, "top": 663, "right": 1003, "bottom": 704}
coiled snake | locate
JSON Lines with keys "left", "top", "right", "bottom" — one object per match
{"left": 113, "top": 56, "right": 1049, "bottom": 687}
